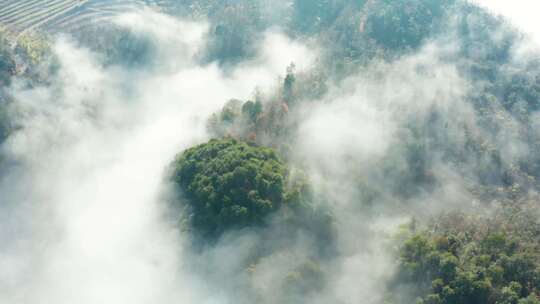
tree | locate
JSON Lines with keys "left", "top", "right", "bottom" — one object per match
{"left": 171, "top": 138, "right": 303, "bottom": 238}
{"left": 519, "top": 295, "right": 540, "bottom": 304}
{"left": 393, "top": 205, "right": 540, "bottom": 304}
{"left": 283, "top": 63, "right": 296, "bottom": 104}
{"left": 0, "top": 32, "right": 15, "bottom": 86}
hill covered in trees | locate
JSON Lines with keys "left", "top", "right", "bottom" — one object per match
{"left": 1, "top": 0, "right": 540, "bottom": 303}
{"left": 170, "top": 138, "right": 313, "bottom": 238}
{"left": 392, "top": 199, "right": 540, "bottom": 304}
{"left": 171, "top": 1, "right": 540, "bottom": 302}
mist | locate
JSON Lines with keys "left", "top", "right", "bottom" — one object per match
{"left": 475, "top": 0, "right": 540, "bottom": 45}
{"left": 1, "top": 1, "right": 540, "bottom": 304}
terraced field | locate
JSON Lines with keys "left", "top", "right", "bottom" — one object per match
{"left": 0, "top": 0, "right": 176, "bottom": 35}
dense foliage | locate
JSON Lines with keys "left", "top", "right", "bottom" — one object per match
{"left": 0, "top": 32, "right": 15, "bottom": 86}
{"left": 171, "top": 138, "right": 310, "bottom": 237}
{"left": 74, "top": 26, "right": 157, "bottom": 68}
{"left": 393, "top": 201, "right": 540, "bottom": 304}
{"left": 0, "top": 29, "right": 14, "bottom": 146}
{"left": 0, "top": 29, "right": 56, "bottom": 147}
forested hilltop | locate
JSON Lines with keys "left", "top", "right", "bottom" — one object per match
{"left": 0, "top": 1, "right": 540, "bottom": 304}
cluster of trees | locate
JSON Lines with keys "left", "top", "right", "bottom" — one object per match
{"left": 170, "top": 138, "right": 334, "bottom": 302}
{"left": 392, "top": 201, "right": 540, "bottom": 304}
{"left": 206, "top": 64, "right": 307, "bottom": 159}
{"left": 365, "top": 0, "right": 454, "bottom": 50}
{"left": 173, "top": 0, "right": 456, "bottom": 69}
{"left": 0, "top": 28, "right": 57, "bottom": 146}
{"left": 0, "top": 30, "right": 15, "bottom": 86}
{"left": 74, "top": 25, "right": 157, "bottom": 68}
{"left": 0, "top": 29, "right": 15, "bottom": 146}
{"left": 170, "top": 138, "right": 314, "bottom": 238}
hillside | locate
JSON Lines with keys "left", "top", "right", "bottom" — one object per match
{"left": 0, "top": 0, "right": 177, "bottom": 35}
{"left": 0, "top": 1, "right": 539, "bottom": 304}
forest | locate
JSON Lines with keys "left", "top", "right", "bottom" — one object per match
{"left": 0, "top": 0, "right": 540, "bottom": 303}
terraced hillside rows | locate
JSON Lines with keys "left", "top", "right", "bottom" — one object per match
{"left": 0, "top": 0, "right": 176, "bottom": 35}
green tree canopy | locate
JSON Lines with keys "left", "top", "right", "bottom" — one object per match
{"left": 171, "top": 138, "right": 306, "bottom": 238}
{"left": 393, "top": 203, "right": 540, "bottom": 304}
{"left": 0, "top": 31, "right": 15, "bottom": 86}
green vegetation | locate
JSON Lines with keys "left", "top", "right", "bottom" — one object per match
{"left": 75, "top": 25, "right": 157, "bottom": 68}
{"left": 0, "top": 28, "right": 14, "bottom": 147}
{"left": 15, "top": 33, "right": 51, "bottom": 66}
{"left": 0, "top": 28, "right": 15, "bottom": 86}
{"left": 365, "top": 0, "right": 454, "bottom": 50}
{"left": 393, "top": 201, "right": 540, "bottom": 304}
{"left": 0, "top": 28, "right": 55, "bottom": 147}
{"left": 171, "top": 138, "right": 311, "bottom": 237}
{"left": 14, "top": 32, "right": 57, "bottom": 83}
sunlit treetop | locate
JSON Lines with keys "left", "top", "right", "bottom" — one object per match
{"left": 171, "top": 138, "right": 311, "bottom": 238}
